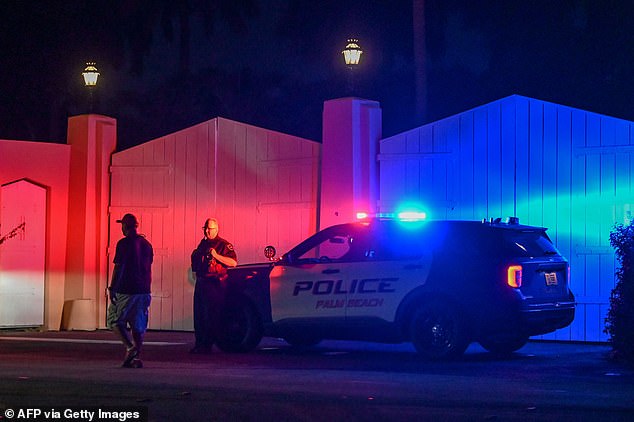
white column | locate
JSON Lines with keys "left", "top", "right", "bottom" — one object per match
{"left": 320, "top": 98, "right": 382, "bottom": 229}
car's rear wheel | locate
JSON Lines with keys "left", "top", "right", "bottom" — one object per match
{"left": 216, "top": 300, "right": 263, "bottom": 353}
{"left": 479, "top": 334, "right": 529, "bottom": 355}
{"left": 410, "top": 302, "right": 469, "bottom": 360}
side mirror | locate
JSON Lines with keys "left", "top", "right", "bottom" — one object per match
{"left": 264, "top": 245, "right": 277, "bottom": 261}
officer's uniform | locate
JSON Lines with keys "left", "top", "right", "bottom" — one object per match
{"left": 190, "top": 236, "right": 237, "bottom": 352}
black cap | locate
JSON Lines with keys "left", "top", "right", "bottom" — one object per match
{"left": 116, "top": 213, "right": 138, "bottom": 227}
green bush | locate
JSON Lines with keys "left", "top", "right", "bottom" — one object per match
{"left": 606, "top": 221, "right": 634, "bottom": 363}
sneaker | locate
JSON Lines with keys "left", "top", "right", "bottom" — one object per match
{"left": 123, "top": 358, "right": 143, "bottom": 368}
{"left": 122, "top": 347, "right": 139, "bottom": 367}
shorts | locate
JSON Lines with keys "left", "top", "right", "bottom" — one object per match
{"left": 107, "top": 293, "right": 151, "bottom": 333}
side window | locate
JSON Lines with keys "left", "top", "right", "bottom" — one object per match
{"left": 297, "top": 234, "right": 352, "bottom": 261}
{"left": 456, "top": 228, "right": 497, "bottom": 258}
{"left": 370, "top": 229, "right": 427, "bottom": 261}
{"left": 293, "top": 228, "right": 370, "bottom": 263}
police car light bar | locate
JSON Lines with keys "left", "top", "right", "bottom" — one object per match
{"left": 397, "top": 211, "right": 427, "bottom": 221}
{"left": 356, "top": 211, "right": 427, "bottom": 222}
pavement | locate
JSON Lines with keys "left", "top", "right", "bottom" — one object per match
{"left": 1, "top": 330, "right": 633, "bottom": 421}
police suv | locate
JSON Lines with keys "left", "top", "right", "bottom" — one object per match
{"left": 216, "top": 216, "right": 576, "bottom": 359}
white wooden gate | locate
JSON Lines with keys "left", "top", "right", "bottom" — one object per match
{"left": 109, "top": 118, "right": 319, "bottom": 330}
{"left": 0, "top": 179, "right": 46, "bottom": 327}
{"left": 379, "top": 95, "right": 633, "bottom": 342}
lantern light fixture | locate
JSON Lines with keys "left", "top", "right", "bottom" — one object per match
{"left": 82, "top": 62, "right": 100, "bottom": 87}
{"left": 342, "top": 39, "right": 363, "bottom": 66}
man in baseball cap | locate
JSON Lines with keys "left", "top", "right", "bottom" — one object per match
{"left": 107, "top": 213, "right": 153, "bottom": 368}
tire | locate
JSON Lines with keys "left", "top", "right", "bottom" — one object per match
{"left": 216, "top": 300, "right": 263, "bottom": 353}
{"left": 479, "top": 334, "right": 529, "bottom": 355}
{"left": 410, "top": 302, "right": 469, "bottom": 360}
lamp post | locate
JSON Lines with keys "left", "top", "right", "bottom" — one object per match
{"left": 82, "top": 62, "right": 100, "bottom": 113}
{"left": 342, "top": 38, "right": 363, "bottom": 94}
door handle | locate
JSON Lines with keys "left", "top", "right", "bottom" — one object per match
{"left": 322, "top": 269, "right": 340, "bottom": 274}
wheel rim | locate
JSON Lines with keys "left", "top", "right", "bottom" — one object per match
{"left": 424, "top": 314, "right": 453, "bottom": 350}
{"left": 411, "top": 303, "right": 469, "bottom": 359}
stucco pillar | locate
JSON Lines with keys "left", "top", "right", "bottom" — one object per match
{"left": 320, "top": 98, "right": 382, "bottom": 229}
{"left": 63, "top": 114, "right": 116, "bottom": 330}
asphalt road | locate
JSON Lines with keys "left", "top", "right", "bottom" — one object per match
{"left": 0, "top": 330, "right": 633, "bottom": 421}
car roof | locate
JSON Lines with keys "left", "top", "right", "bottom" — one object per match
{"left": 368, "top": 219, "right": 546, "bottom": 232}
{"left": 316, "top": 220, "right": 548, "bottom": 241}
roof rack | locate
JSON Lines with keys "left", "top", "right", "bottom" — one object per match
{"left": 482, "top": 216, "right": 520, "bottom": 225}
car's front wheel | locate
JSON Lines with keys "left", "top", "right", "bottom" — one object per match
{"left": 410, "top": 302, "right": 469, "bottom": 360}
{"left": 216, "top": 299, "right": 263, "bottom": 353}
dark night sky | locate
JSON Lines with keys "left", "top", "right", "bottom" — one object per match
{"left": 2, "top": 1, "right": 634, "bottom": 151}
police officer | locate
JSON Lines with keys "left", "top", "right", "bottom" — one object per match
{"left": 190, "top": 218, "right": 237, "bottom": 353}
{"left": 107, "top": 213, "right": 153, "bottom": 368}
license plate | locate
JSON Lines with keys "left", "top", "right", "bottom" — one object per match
{"left": 544, "top": 272, "right": 558, "bottom": 286}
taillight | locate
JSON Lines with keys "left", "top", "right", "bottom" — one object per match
{"left": 507, "top": 265, "right": 522, "bottom": 288}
